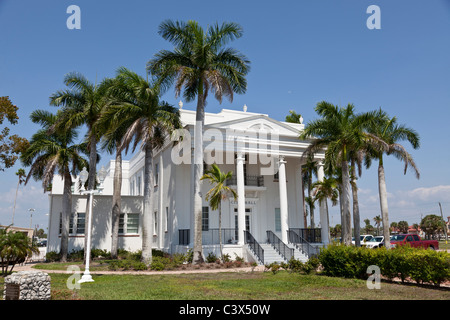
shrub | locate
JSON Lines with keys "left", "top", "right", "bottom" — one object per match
{"left": 206, "top": 252, "right": 218, "bottom": 263}
{"left": 45, "top": 251, "right": 61, "bottom": 262}
{"left": 318, "top": 243, "right": 450, "bottom": 286}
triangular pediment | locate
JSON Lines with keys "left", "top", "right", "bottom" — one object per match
{"left": 206, "top": 114, "right": 303, "bottom": 137}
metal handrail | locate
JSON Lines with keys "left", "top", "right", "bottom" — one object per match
{"left": 266, "top": 230, "right": 294, "bottom": 262}
{"left": 289, "top": 228, "right": 322, "bottom": 243}
{"left": 288, "top": 229, "right": 319, "bottom": 258}
{"left": 244, "top": 230, "right": 264, "bottom": 264}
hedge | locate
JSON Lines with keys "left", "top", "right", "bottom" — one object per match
{"left": 318, "top": 244, "right": 450, "bottom": 287}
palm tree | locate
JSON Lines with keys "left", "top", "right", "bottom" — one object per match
{"left": 20, "top": 110, "right": 87, "bottom": 262}
{"left": 102, "top": 67, "right": 181, "bottom": 265}
{"left": 302, "top": 155, "right": 317, "bottom": 228}
{"left": 201, "top": 164, "right": 237, "bottom": 260}
{"left": 300, "top": 101, "right": 378, "bottom": 245}
{"left": 311, "top": 176, "right": 339, "bottom": 242}
{"left": 50, "top": 72, "right": 111, "bottom": 259}
{"left": 363, "top": 219, "right": 375, "bottom": 235}
{"left": 148, "top": 20, "right": 250, "bottom": 263}
{"left": 285, "top": 111, "right": 308, "bottom": 227}
{"left": 366, "top": 109, "right": 420, "bottom": 248}
{"left": 373, "top": 215, "right": 382, "bottom": 236}
{"left": 11, "top": 168, "right": 26, "bottom": 225}
{"left": 0, "top": 227, "right": 39, "bottom": 275}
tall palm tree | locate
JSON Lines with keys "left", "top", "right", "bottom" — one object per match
{"left": 300, "top": 101, "right": 378, "bottom": 245}
{"left": 97, "top": 77, "right": 133, "bottom": 259}
{"left": 20, "top": 110, "right": 87, "bottom": 262}
{"left": 103, "top": 67, "right": 181, "bottom": 265}
{"left": 49, "top": 72, "right": 111, "bottom": 258}
{"left": 285, "top": 111, "right": 308, "bottom": 227}
{"left": 12, "top": 168, "right": 26, "bottom": 225}
{"left": 366, "top": 109, "right": 420, "bottom": 248}
{"left": 148, "top": 20, "right": 250, "bottom": 263}
{"left": 201, "top": 164, "right": 237, "bottom": 260}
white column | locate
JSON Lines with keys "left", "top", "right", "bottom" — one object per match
{"left": 278, "top": 156, "right": 289, "bottom": 243}
{"left": 295, "top": 162, "right": 305, "bottom": 228}
{"left": 317, "top": 161, "right": 329, "bottom": 245}
{"left": 236, "top": 152, "right": 246, "bottom": 245}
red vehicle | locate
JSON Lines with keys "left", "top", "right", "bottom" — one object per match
{"left": 390, "top": 234, "right": 439, "bottom": 250}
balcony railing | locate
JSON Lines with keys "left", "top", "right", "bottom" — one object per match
{"left": 226, "top": 175, "right": 264, "bottom": 187}
{"left": 179, "top": 228, "right": 240, "bottom": 246}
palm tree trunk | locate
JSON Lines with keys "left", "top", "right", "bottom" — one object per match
{"left": 351, "top": 161, "right": 361, "bottom": 247}
{"left": 142, "top": 143, "right": 155, "bottom": 265}
{"left": 378, "top": 157, "right": 391, "bottom": 248}
{"left": 110, "top": 146, "right": 122, "bottom": 259}
{"left": 61, "top": 170, "right": 72, "bottom": 262}
{"left": 193, "top": 83, "right": 205, "bottom": 264}
{"left": 308, "top": 173, "right": 315, "bottom": 228}
{"left": 84, "top": 134, "right": 98, "bottom": 263}
{"left": 219, "top": 201, "right": 223, "bottom": 261}
{"left": 341, "top": 159, "right": 352, "bottom": 245}
{"left": 12, "top": 179, "right": 20, "bottom": 225}
{"left": 302, "top": 180, "right": 307, "bottom": 227}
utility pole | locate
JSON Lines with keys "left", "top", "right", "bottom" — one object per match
{"left": 439, "top": 202, "right": 448, "bottom": 244}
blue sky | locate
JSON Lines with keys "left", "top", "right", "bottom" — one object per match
{"left": 1, "top": 0, "right": 449, "bottom": 231}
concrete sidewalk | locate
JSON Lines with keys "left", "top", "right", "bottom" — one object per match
{"left": 13, "top": 262, "right": 266, "bottom": 275}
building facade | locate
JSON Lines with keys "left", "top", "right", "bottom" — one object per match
{"left": 47, "top": 107, "right": 328, "bottom": 263}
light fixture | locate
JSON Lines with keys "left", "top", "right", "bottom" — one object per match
{"left": 97, "top": 166, "right": 107, "bottom": 193}
{"left": 79, "top": 167, "right": 88, "bottom": 192}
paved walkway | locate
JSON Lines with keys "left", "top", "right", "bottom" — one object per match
{"left": 13, "top": 262, "right": 266, "bottom": 275}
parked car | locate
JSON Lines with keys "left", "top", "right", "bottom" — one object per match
{"left": 390, "top": 234, "right": 439, "bottom": 250}
{"left": 38, "top": 239, "right": 47, "bottom": 247}
{"left": 364, "top": 236, "right": 384, "bottom": 248}
{"left": 352, "top": 234, "right": 374, "bottom": 245}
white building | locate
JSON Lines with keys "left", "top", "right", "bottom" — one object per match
{"left": 47, "top": 107, "right": 328, "bottom": 264}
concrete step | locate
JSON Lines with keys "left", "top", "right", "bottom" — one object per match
{"left": 245, "top": 243, "right": 310, "bottom": 265}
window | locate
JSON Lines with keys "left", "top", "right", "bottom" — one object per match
{"left": 119, "top": 213, "right": 139, "bottom": 234}
{"left": 165, "top": 207, "right": 169, "bottom": 232}
{"left": 130, "top": 181, "right": 135, "bottom": 196}
{"left": 119, "top": 214, "right": 125, "bottom": 234}
{"left": 127, "top": 213, "right": 139, "bottom": 233}
{"left": 59, "top": 212, "right": 85, "bottom": 235}
{"left": 137, "top": 176, "right": 141, "bottom": 196}
{"left": 275, "top": 208, "right": 281, "bottom": 232}
{"left": 76, "top": 213, "right": 85, "bottom": 234}
{"left": 154, "top": 163, "right": 159, "bottom": 186}
{"left": 202, "top": 207, "right": 209, "bottom": 231}
{"left": 413, "top": 234, "right": 420, "bottom": 241}
{"left": 154, "top": 211, "right": 158, "bottom": 235}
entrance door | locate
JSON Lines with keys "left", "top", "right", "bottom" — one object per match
{"left": 234, "top": 208, "right": 251, "bottom": 242}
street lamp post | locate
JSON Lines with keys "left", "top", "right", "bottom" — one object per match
{"left": 78, "top": 166, "right": 107, "bottom": 284}
{"left": 28, "top": 208, "right": 35, "bottom": 230}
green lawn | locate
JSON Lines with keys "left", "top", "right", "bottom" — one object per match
{"left": 438, "top": 240, "right": 450, "bottom": 251}
{"left": 3, "top": 270, "right": 448, "bottom": 301}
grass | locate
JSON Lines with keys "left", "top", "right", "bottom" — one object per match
{"left": 438, "top": 240, "right": 450, "bottom": 251}
{"left": 2, "top": 270, "right": 448, "bottom": 300}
